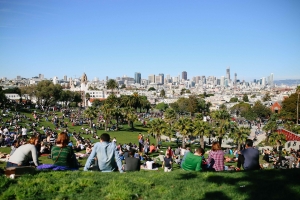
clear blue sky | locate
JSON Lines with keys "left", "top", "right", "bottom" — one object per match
{"left": 0, "top": 0, "right": 299, "bottom": 81}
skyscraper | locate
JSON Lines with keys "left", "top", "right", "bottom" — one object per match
{"left": 148, "top": 74, "right": 155, "bottom": 83}
{"left": 226, "top": 67, "right": 230, "bottom": 81}
{"left": 158, "top": 73, "right": 164, "bottom": 84}
{"left": 134, "top": 72, "right": 141, "bottom": 84}
{"left": 270, "top": 73, "right": 274, "bottom": 87}
{"left": 234, "top": 73, "right": 237, "bottom": 85}
{"left": 182, "top": 71, "right": 187, "bottom": 80}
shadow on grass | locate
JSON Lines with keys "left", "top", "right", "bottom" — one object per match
{"left": 206, "top": 169, "right": 300, "bottom": 200}
{"left": 204, "top": 191, "right": 230, "bottom": 200}
{"left": 176, "top": 172, "right": 198, "bottom": 180}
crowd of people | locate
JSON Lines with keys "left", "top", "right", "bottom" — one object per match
{"left": 1, "top": 106, "right": 300, "bottom": 176}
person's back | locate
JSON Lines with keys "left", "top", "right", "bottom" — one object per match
{"left": 181, "top": 148, "right": 204, "bottom": 172}
{"left": 84, "top": 133, "right": 123, "bottom": 172}
{"left": 241, "top": 139, "right": 260, "bottom": 170}
{"left": 124, "top": 156, "right": 140, "bottom": 171}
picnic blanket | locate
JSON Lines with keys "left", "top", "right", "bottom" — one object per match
{"left": 37, "top": 164, "right": 78, "bottom": 171}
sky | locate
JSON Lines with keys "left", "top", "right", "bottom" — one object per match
{"left": 0, "top": 0, "right": 300, "bottom": 82}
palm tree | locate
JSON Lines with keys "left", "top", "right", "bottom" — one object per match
{"left": 99, "top": 104, "right": 113, "bottom": 131}
{"left": 211, "top": 110, "right": 231, "bottom": 146}
{"left": 139, "top": 96, "right": 151, "bottom": 112}
{"left": 192, "top": 119, "right": 211, "bottom": 149}
{"left": 148, "top": 118, "right": 166, "bottom": 145}
{"left": 164, "top": 108, "right": 177, "bottom": 125}
{"left": 111, "top": 106, "right": 123, "bottom": 130}
{"left": 228, "top": 126, "right": 250, "bottom": 150}
{"left": 84, "top": 106, "right": 99, "bottom": 128}
{"left": 106, "top": 79, "right": 118, "bottom": 95}
{"left": 173, "top": 117, "right": 193, "bottom": 148}
{"left": 121, "top": 107, "right": 137, "bottom": 130}
{"left": 269, "top": 132, "right": 287, "bottom": 146}
{"left": 263, "top": 120, "right": 278, "bottom": 143}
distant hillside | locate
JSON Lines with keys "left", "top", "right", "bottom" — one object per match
{"left": 274, "top": 79, "right": 300, "bottom": 87}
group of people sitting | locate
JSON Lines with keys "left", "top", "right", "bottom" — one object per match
{"left": 5, "top": 129, "right": 264, "bottom": 174}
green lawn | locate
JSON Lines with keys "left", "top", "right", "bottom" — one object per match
{"left": 0, "top": 169, "right": 300, "bottom": 200}
{"left": 1, "top": 108, "right": 299, "bottom": 200}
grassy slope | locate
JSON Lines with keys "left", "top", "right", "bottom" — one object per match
{"left": 0, "top": 169, "right": 300, "bottom": 200}
{"left": 1, "top": 108, "right": 300, "bottom": 200}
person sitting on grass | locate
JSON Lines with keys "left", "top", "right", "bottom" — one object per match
{"left": 83, "top": 133, "right": 123, "bottom": 173}
{"left": 7, "top": 136, "right": 39, "bottom": 168}
{"left": 181, "top": 147, "right": 205, "bottom": 172}
{"left": 236, "top": 139, "right": 260, "bottom": 171}
{"left": 207, "top": 142, "right": 225, "bottom": 171}
{"left": 124, "top": 149, "right": 140, "bottom": 172}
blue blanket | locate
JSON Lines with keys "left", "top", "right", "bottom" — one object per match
{"left": 37, "top": 164, "right": 78, "bottom": 171}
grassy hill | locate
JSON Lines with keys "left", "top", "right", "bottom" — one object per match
{"left": 1, "top": 169, "right": 300, "bottom": 200}
{"left": 1, "top": 107, "right": 300, "bottom": 200}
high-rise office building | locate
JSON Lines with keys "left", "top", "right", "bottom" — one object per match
{"left": 220, "top": 76, "right": 225, "bottom": 87}
{"left": 262, "top": 77, "right": 266, "bottom": 86}
{"left": 270, "top": 73, "right": 274, "bottom": 87}
{"left": 182, "top": 71, "right": 187, "bottom": 80}
{"left": 155, "top": 75, "right": 163, "bottom": 84}
{"left": 226, "top": 67, "right": 230, "bottom": 81}
{"left": 158, "top": 73, "right": 164, "bottom": 84}
{"left": 148, "top": 74, "right": 155, "bottom": 83}
{"left": 134, "top": 72, "right": 141, "bottom": 84}
{"left": 234, "top": 73, "right": 237, "bottom": 85}
{"left": 64, "top": 75, "right": 67, "bottom": 81}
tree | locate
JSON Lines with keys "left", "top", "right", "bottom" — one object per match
{"left": 139, "top": 96, "right": 151, "bottom": 112}
{"left": 262, "top": 92, "right": 271, "bottom": 102}
{"left": 35, "top": 80, "right": 62, "bottom": 106}
{"left": 148, "top": 87, "right": 156, "bottom": 91}
{"left": 180, "top": 89, "right": 186, "bottom": 95}
{"left": 230, "top": 97, "right": 238, "bottom": 103}
{"left": 156, "top": 102, "right": 168, "bottom": 111}
{"left": 228, "top": 126, "right": 250, "bottom": 150}
{"left": 263, "top": 120, "right": 278, "bottom": 143}
{"left": 106, "top": 79, "right": 118, "bottom": 94}
{"left": 269, "top": 132, "right": 286, "bottom": 146}
{"left": 100, "top": 104, "right": 113, "bottom": 131}
{"left": 160, "top": 89, "right": 166, "bottom": 97}
{"left": 192, "top": 119, "right": 211, "bottom": 149}
{"left": 84, "top": 106, "right": 99, "bottom": 128}
{"left": 120, "top": 84, "right": 126, "bottom": 89}
{"left": 122, "top": 107, "right": 137, "bottom": 130}
{"left": 164, "top": 108, "right": 177, "bottom": 124}
{"left": 243, "top": 94, "right": 249, "bottom": 102}
{"left": 187, "top": 95, "right": 198, "bottom": 117}
{"left": 92, "top": 99, "right": 103, "bottom": 108}
{"left": 0, "top": 86, "right": 8, "bottom": 105}
{"left": 111, "top": 107, "right": 123, "bottom": 130}
{"left": 173, "top": 117, "right": 193, "bottom": 148}
{"left": 148, "top": 118, "right": 166, "bottom": 146}
{"left": 230, "top": 102, "right": 251, "bottom": 116}
{"left": 211, "top": 110, "right": 231, "bottom": 146}
{"left": 252, "top": 100, "right": 271, "bottom": 120}
{"left": 72, "top": 92, "right": 82, "bottom": 107}
{"left": 60, "top": 90, "right": 73, "bottom": 108}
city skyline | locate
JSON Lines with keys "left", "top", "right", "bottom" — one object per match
{"left": 0, "top": 0, "right": 300, "bottom": 81}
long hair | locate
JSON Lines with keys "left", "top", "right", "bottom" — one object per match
{"left": 211, "top": 142, "right": 222, "bottom": 151}
{"left": 28, "top": 136, "right": 38, "bottom": 145}
{"left": 56, "top": 132, "right": 70, "bottom": 147}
